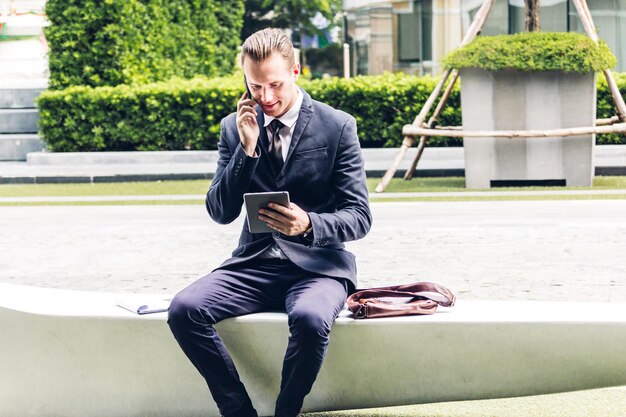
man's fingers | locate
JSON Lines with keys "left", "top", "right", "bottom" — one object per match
{"left": 266, "top": 203, "right": 294, "bottom": 219}
{"left": 259, "top": 207, "right": 287, "bottom": 222}
{"left": 238, "top": 112, "right": 256, "bottom": 126}
{"left": 238, "top": 104, "right": 257, "bottom": 117}
{"left": 259, "top": 214, "right": 287, "bottom": 233}
{"left": 237, "top": 98, "right": 257, "bottom": 113}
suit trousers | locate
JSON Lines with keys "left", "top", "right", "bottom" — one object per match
{"left": 167, "top": 258, "right": 349, "bottom": 417}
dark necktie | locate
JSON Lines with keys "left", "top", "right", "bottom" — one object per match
{"left": 268, "top": 119, "right": 284, "bottom": 169}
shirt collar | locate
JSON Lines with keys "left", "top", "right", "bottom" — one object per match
{"left": 263, "top": 87, "right": 303, "bottom": 129}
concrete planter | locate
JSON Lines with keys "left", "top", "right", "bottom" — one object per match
{"left": 460, "top": 68, "right": 596, "bottom": 188}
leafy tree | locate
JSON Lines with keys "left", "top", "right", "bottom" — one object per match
{"left": 242, "top": 0, "right": 342, "bottom": 67}
{"left": 45, "top": 0, "right": 244, "bottom": 89}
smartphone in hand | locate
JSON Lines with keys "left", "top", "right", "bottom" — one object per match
{"left": 244, "top": 75, "right": 255, "bottom": 102}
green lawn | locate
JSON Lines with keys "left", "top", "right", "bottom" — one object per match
{"left": 0, "top": 180, "right": 209, "bottom": 197}
{"left": 369, "top": 176, "right": 626, "bottom": 193}
{"left": 1, "top": 176, "right": 626, "bottom": 198}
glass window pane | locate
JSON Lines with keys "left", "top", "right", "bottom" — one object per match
{"left": 582, "top": 0, "right": 617, "bottom": 42}
{"left": 568, "top": 0, "right": 584, "bottom": 33}
{"left": 462, "top": 0, "right": 508, "bottom": 36}
{"left": 615, "top": 0, "right": 625, "bottom": 71}
{"left": 541, "top": 0, "right": 567, "bottom": 32}
{"left": 569, "top": 0, "right": 624, "bottom": 72}
{"left": 422, "top": 0, "right": 432, "bottom": 61}
{"left": 356, "top": 40, "right": 369, "bottom": 75}
{"left": 398, "top": 4, "right": 422, "bottom": 61}
{"left": 509, "top": 0, "right": 525, "bottom": 33}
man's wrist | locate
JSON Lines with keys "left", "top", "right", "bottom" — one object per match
{"left": 301, "top": 216, "right": 313, "bottom": 241}
{"left": 241, "top": 142, "right": 259, "bottom": 158}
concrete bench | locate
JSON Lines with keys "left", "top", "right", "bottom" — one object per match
{"left": 1, "top": 282, "right": 625, "bottom": 417}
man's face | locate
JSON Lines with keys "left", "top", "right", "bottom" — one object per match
{"left": 243, "top": 52, "right": 300, "bottom": 118}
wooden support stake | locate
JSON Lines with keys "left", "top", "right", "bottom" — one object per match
{"left": 374, "top": 70, "right": 452, "bottom": 192}
{"left": 596, "top": 116, "right": 620, "bottom": 126}
{"left": 375, "top": 0, "right": 496, "bottom": 192}
{"left": 402, "top": 122, "right": 626, "bottom": 139}
{"left": 404, "top": 71, "right": 460, "bottom": 180}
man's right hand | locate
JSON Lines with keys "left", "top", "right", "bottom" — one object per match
{"left": 236, "top": 92, "right": 259, "bottom": 156}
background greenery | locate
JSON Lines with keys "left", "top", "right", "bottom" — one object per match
{"left": 241, "top": 0, "right": 341, "bottom": 42}
{"left": 37, "top": 72, "right": 626, "bottom": 152}
{"left": 44, "top": 0, "right": 244, "bottom": 89}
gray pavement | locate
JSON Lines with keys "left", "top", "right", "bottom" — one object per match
{"left": 1, "top": 200, "right": 625, "bottom": 302}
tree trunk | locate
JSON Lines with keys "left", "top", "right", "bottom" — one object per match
{"left": 525, "top": 0, "right": 540, "bottom": 31}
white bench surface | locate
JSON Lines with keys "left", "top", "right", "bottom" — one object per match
{"left": 1, "top": 283, "right": 625, "bottom": 417}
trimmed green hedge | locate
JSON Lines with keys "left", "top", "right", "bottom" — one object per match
{"left": 38, "top": 76, "right": 242, "bottom": 151}
{"left": 302, "top": 74, "right": 461, "bottom": 148}
{"left": 37, "top": 72, "right": 626, "bottom": 152}
{"left": 37, "top": 73, "right": 462, "bottom": 151}
{"left": 44, "top": 0, "right": 244, "bottom": 89}
{"left": 444, "top": 32, "right": 616, "bottom": 73}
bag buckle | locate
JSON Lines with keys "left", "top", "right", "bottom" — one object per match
{"left": 354, "top": 303, "right": 367, "bottom": 319}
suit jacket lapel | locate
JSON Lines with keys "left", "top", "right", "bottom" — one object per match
{"left": 282, "top": 89, "right": 314, "bottom": 172}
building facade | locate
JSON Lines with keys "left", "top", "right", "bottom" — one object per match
{"left": 343, "top": 0, "right": 626, "bottom": 76}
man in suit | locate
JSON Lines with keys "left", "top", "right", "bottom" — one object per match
{"left": 168, "top": 28, "right": 372, "bottom": 417}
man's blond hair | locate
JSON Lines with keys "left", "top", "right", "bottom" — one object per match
{"left": 241, "top": 28, "right": 295, "bottom": 67}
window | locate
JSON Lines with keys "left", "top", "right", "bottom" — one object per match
{"left": 356, "top": 40, "right": 369, "bottom": 75}
{"left": 397, "top": 0, "right": 432, "bottom": 62}
{"left": 540, "top": 0, "right": 568, "bottom": 32}
{"left": 462, "top": 0, "right": 508, "bottom": 35}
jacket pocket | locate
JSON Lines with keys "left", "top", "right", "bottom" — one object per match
{"left": 294, "top": 146, "right": 328, "bottom": 160}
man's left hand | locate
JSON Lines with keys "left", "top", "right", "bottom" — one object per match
{"left": 259, "top": 202, "right": 311, "bottom": 236}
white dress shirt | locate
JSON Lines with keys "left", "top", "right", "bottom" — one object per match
{"left": 262, "top": 87, "right": 303, "bottom": 161}
{"left": 258, "top": 88, "right": 303, "bottom": 259}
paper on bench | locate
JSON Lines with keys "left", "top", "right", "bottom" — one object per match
{"left": 116, "top": 296, "right": 171, "bottom": 315}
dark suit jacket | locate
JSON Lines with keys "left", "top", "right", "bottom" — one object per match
{"left": 205, "top": 88, "right": 372, "bottom": 290}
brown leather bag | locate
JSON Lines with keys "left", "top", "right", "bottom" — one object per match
{"left": 347, "top": 282, "right": 456, "bottom": 319}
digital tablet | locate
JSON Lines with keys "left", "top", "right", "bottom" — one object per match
{"left": 243, "top": 191, "right": 290, "bottom": 233}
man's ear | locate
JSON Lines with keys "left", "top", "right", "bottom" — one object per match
{"left": 292, "top": 64, "right": 301, "bottom": 80}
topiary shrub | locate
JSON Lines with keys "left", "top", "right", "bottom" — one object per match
{"left": 443, "top": 32, "right": 616, "bottom": 73}
{"left": 44, "top": 0, "right": 244, "bottom": 89}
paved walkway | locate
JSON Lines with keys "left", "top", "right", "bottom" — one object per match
{"left": 1, "top": 199, "right": 625, "bottom": 303}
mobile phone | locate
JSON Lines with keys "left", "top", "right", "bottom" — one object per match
{"left": 244, "top": 75, "right": 255, "bottom": 102}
